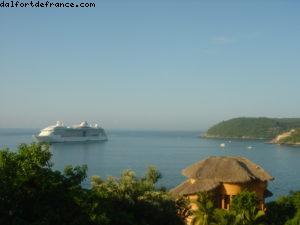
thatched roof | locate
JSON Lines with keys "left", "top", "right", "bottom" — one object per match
{"left": 182, "top": 156, "right": 273, "bottom": 183}
{"left": 170, "top": 156, "right": 274, "bottom": 197}
{"left": 170, "top": 179, "right": 220, "bottom": 197}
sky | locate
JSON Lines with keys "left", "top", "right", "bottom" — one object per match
{"left": 1, "top": 0, "right": 300, "bottom": 130}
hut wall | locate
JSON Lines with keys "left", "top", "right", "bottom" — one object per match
{"left": 219, "top": 181, "right": 267, "bottom": 209}
{"left": 187, "top": 194, "right": 200, "bottom": 210}
{"left": 220, "top": 183, "right": 243, "bottom": 195}
{"left": 221, "top": 181, "right": 266, "bottom": 197}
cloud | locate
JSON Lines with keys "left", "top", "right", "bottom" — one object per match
{"left": 211, "top": 36, "right": 237, "bottom": 45}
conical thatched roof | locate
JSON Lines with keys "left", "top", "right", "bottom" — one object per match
{"left": 170, "top": 156, "right": 273, "bottom": 197}
{"left": 182, "top": 156, "right": 273, "bottom": 183}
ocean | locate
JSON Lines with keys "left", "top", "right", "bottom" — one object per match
{"left": 0, "top": 128, "right": 299, "bottom": 201}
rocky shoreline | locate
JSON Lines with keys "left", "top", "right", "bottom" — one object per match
{"left": 270, "top": 129, "right": 300, "bottom": 146}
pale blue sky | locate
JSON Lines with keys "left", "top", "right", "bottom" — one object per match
{"left": 1, "top": 0, "right": 300, "bottom": 130}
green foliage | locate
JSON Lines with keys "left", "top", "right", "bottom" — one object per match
{"left": 234, "top": 206, "right": 266, "bottom": 225}
{"left": 143, "top": 165, "right": 162, "bottom": 183}
{"left": 188, "top": 190, "right": 300, "bottom": 225}
{"left": 0, "top": 143, "right": 91, "bottom": 225}
{"left": 266, "top": 196, "right": 296, "bottom": 225}
{"left": 0, "top": 143, "right": 186, "bottom": 225}
{"left": 213, "top": 209, "right": 236, "bottom": 225}
{"left": 213, "top": 207, "right": 266, "bottom": 225}
{"left": 267, "top": 191, "right": 300, "bottom": 225}
{"left": 205, "top": 117, "right": 300, "bottom": 139}
{"left": 191, "top": 192, "right": 216, "bottom": 225}
{"left": 231, "top": 191, "right": 259, "bottom": 213}
{"left": 190, "top": 191, "right": 266, "bottom": 225}
{"left": 89, "top": 167, "right": 186, "bottom": 225}
{"left": 230, "top": 191, "right": 266, "bottom": 225}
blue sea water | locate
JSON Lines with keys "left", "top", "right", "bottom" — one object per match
{"left": 0, "top": 128, "right": 299, "bottom": 201}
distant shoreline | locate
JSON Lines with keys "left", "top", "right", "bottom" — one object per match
{"left": 203, "top": 117, "right": 300, "bottom": 147}
{"left": 201, "top": 134, "right": 268, "bottom": 140}
{"left": 201, "top": 134, "right": 300, "bottom": 147}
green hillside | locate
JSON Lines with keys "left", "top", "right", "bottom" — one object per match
{"left": 204, "top": 117, "right": 300, "bottom": 139}
{"left": 277, "top": 128, "right": 300, "bottom": 145}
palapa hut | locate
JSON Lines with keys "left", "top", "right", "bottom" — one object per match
{"left": 170, "top": 156, "right": 274, "bottom": 210}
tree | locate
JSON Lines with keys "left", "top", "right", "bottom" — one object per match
{"left": 213, "top": 209, "right": 237, "bottom": 225}
{"left": 0, "top": 144, "right": 187, "bottom": 225}
{"left": 231, "top": 191, "right": 266, "bottom": 225}
{"left": 287, "top": 192, "right": 300, "bottom": 225}
{"left": 190, "top": 192, "right": 216, "bottom": 225}
{"left": 231, "top": 191, "right": 258, "bottom": 213}
{"left": 235, "top": 206, "right": 266, "bottom": 225}
{"left": 266, "top": 195, "right": 296, "bottom": 225}
{"left": 267, "top": 191, "right": 300, "bottom": 225}
{"left": 0, "top": 143, "right": 92, "bottom": 225}
{"left": 89, "top": 167, "right": 186, "bottom": 225}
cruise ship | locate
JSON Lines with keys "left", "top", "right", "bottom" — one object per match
{"left": 34, "top": 121, "right": 108, "bottom": 143}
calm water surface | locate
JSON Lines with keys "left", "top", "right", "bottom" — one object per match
{"left": 1, "top": 128, "right": 299, "bottom": 201}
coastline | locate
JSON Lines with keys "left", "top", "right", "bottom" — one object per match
{"left": 200, "top": 134, "right": 268, "bottom": 140}
{"left": 271, "top": 141, "right": 300, "bottom": 147}
{"left": 201, "top": 134, "right": 300, "bottom": 147}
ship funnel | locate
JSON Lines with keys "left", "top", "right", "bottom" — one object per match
{"left": 80, "top": 121, "right": 89, "bottom": 127}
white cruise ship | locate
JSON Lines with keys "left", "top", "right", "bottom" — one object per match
{"left": 34, "top": 121, "right": 108, "bottom": 143}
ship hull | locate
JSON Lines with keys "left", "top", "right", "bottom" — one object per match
{"left": 33, "top": 134, "right": 108, "bottom": 143}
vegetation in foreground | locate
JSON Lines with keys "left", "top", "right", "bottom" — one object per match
{"left": 204, "top": 117, "right": 300, "bottom": 140}
{"left": 191, "top": 191, "right": 300, "bottom": 225}
{"left": 0, "top": 143, "right": 188, "bottom": 225}
{"left": 191, "top": 192, "right": 265, "bottom": 225}
{"left": 0, "top": 143, "right": 300, "bottom": 225}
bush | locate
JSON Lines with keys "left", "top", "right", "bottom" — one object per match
{"left": 0, "top": 143, "right": 91, "bottom": 225}
{"left": 267, "top": 191, "right": 300, "bottom": 225}
{"left": 0, "top": 143, "right": 187, "bottom": 225}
